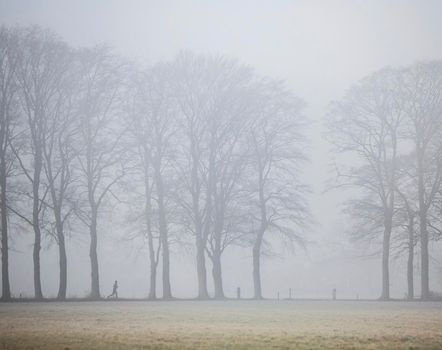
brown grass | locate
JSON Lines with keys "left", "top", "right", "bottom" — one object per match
{"left": 1, "top": 300, "right": 442, "bottom": 349}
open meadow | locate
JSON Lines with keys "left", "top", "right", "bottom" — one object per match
{"left": 1, "top": 300, "right": 442, "bottom": 349}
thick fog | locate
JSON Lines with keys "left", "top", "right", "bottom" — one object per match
{"left": 1, "top": 0, "right": 442, "bottom": 300}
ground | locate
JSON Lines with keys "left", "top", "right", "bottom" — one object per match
{"left": 1, "top": 300, "right": 442, "bottom": 349}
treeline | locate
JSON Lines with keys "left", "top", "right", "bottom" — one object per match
{"left": 328, "top": 63, "right": 442, "bottom": 300}
{"left": 0, "top": 25, "right": 310, "bottom": 300}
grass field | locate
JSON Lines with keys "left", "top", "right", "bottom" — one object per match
{"left": 1, "top": 300, "right": 442, "bottom": 349}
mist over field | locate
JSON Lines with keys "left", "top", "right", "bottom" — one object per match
{"left": 1, "top": 1, "right": 442, "bottom": 349}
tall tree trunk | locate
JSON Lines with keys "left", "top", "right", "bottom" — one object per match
{"left": 253, "top": 232, "right": 263, "bottom": 299}
{"left": 252, "top": 164, "right": 267, "bottom": 300}
{"left": 57, "top": 228, "right": 67, "bottom": 300}
{"left": 143, "top": 162, "right": 157, "bottom": 300}
{"left": 253, "top": 166, "right": 266, "bottom": 300}
{"left": 32, "top": 153, "right": 43, "bottom": 300}
{"left": 420, "top": 211, "right": 430, "bottom": 300}
{"left": 190, "top": 133, "right": 209, "bottom": 299}
{"left": 0, "top": 59, "right": 11, "bottom": 301}
{"left": 0, "top": 162, "right": 10, "bottom": 300}
{"left": 202, "top": 145, "right": 215, "bottom": 299}
{"left": 33, "top": 224, "right": 42, "bottom": 300}
{"left": 417, "top": 152, "right": 430, "bottom": 300}
{"left": 46, "top": 150, "right": 68, "bottom": 300}
{"left": 380, "top": 130, "right": 397, "bottom": 301}
{"left": 161, "top": 235, "right": 171, "bottom": 299}
{"left": 155, "top": 166, "right": 171, "bottom": 299}
{"left": 380, "top": 223, "right": 391, "bottom": 300}
{"left": 148, "top": 251, "right": 157, "bottom": 300}
{"left": 211, "top": 248, "right": 224, "bottom": 299}
{"left": 146, "top": 206, "right": 157, "bottom": 300}
{"left": 89, "top": 208, "right": 100, "bottom": 299}
{"left": 407, "top": 215, "right": 414, "bottom": 300}
{"left": 196, "top": 236, "right": 209, "bottom": 299}
{"left": 211, "top": 208, "right": 225, "bottom": 299}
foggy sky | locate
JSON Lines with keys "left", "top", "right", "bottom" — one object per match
{"left": 1, "top": 0, "right": 442, "bottom": 299}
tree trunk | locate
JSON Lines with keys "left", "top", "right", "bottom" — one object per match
{"left": 161, "top": 236, "right": 172, "bottom": 299}
{"left": 50, "top": 177, "right": 67, "bottom": 300}
{"left": 0, "top": 163, "right": 10, "bottom": 300}
{"left": 253, "top": 234, "right": 263, "bottom": 299}
{"left": 420, "top": 211, "right": 430, "bottom": 300}
{"left": 32, "top": 154, "right": 43, "bottom": 300}
{"left": 155, "top": 166, "right": 172, "bottom": 299}
{"left": 196, "top": 236, "right": 209, "bottom": 299}
{"left": 253, "top": 166, "right": 266, "bottom": 300}
{"left": 57, "top": 232, "right": 67, "bottom": 300}
{"left": 148, "top": 254, "right": 157, "bottom": 300}
{"left": 380, "top": 207, "right": 393, "bottom": 301}
{"left": 407, "top": 215, "right": 414, "bottom": 300}
{"left": 202, "top": 169, "right": 215, "bottom": 299}
{"left": 143, "top": 163, "right": 157, "bottom": 300}
{"left": 380, "top": 225, "right": 391, "bottom": 300}
{"left": 89, "top": 209, "right": 100, "bottom": 299}
{"left": 211, "top": 250, "right": 224, "bottom": 299}
{"left": 211, "top": 203, "right": 225, "bottom": 299}
{"left": 45, "top": 148, "right": 68, "bottom": 300}
{"left": 146, "top": 213, "right": 157, "bottom": 299}
{"left": 33, "top": 224, "right": 42, "bottom": 300}
{"left": 189, "top": 132, "right": 209, "bottom": 299}
{"left": 416, "top": 148, "right": 430, "bottom": 300}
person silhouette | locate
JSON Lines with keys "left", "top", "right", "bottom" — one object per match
{"left": 107, "top": 280, "right": 118, "bottom": 299}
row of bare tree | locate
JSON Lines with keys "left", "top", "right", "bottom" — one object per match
{"left": 328, "top": 62, "right": 442, "bottom": 300}
{"left": 0, "top": 26, "right": 310, "bottom": 300}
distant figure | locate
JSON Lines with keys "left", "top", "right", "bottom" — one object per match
{"left": 332, "top": 288, "right": 336, "bottom": 300}
{"left": 107, "top": 280, "right": 118, "bottom": 299}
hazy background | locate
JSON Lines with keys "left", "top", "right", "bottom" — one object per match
{"left": 1, "top": 0, "right": 442, "bottom": 299}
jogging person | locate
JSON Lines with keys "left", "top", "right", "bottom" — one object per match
{"left": 107, "top": 280, "right": 118, "bottom": 299}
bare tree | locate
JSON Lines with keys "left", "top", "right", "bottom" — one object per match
{"left": 328, "top": 68, "right": 404, "bottom": 300}
{"left": 401, "top": 61, "right": 442, "bottom": 300}
{"left": 74, "top": 46, "right": 126, "bottom": 299}
{"left": 41, "top": 55, "right": 78, "bottom": 300}
{"left": 126, "top": 63, "right": 177, "bottom": 299}
{"left": 247, "top": 79, "right": 309, "bottom": 299}
{"left": 171, "top": 52, "right": 215, "bottom": 299}
{"left": 124, "top": 71, "right": 160, "bottom": 300}
{"left": 172, "top": 53, "right": 259, "bottom": 299}
{"left": 396, "top": 195, "right": 417, "bottom": 300}
{"left": 0, "top": 26, "right": 20, "bottom": 301}
{"left": 203, "top": 61, "right": 255, "bottom": 299}
{"left": 13, "top": 27, "right": 71, "bottom": 299}
{"left": 147, "top": 65, "right": 175, "bottom": 299}
{"left": 122, "top": 141, "right": 161, "bottom": 299}
{"left": 395, "top": 155, "right": 419, "bottom": 300}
